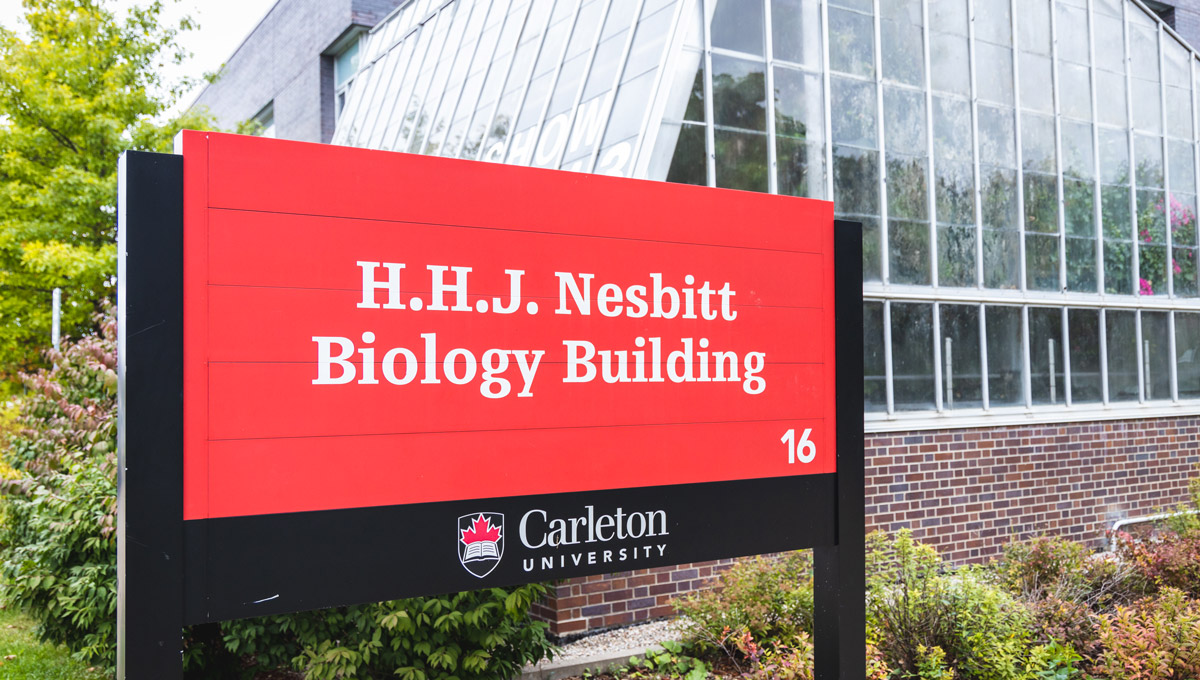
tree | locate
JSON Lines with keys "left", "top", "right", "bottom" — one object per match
{"left": 0, "top": 0, "right": 213, "bottom": 383}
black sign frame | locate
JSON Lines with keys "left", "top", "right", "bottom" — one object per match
{"left": 115, "top": 150, "right": 864, "bottom": 678}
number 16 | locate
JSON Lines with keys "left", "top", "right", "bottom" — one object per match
{"left": 781, "top": 428, "right": 815, "bottom": 464}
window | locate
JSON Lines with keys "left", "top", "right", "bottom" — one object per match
{"left": 335, "top": 37, "right": 361, "bottom": 120}
{"left": 251, "top": 103, "right": 275, "bottom": 138}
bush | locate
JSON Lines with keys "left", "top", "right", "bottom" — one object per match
{"left": 0, "top": 312, "right": 118, "bottom": 666}
{"left": 996, "top": 535, "right": 1142, "bottom": 611}
{"left": 674, "top": 552, "right": 814, "bottom": 656}
{"left": 867, "top": 530, "right": 1037, "bottom": 680}
{"left": 1095, "top": 587, "right": 1200, "bottom": 679}
{"left": 1117, "top": 529, "right": 1200, "bottom": 599}
{"left": 0, "top": 310, "right": 556, "bottom": 678}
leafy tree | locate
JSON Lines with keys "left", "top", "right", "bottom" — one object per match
{"left": 0, "top": 0, "right": 213, "bottom": 383}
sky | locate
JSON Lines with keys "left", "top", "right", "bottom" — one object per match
{"left": 0, "top": 0, "right": 279, "bottom": 115}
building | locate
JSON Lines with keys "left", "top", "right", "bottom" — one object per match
{"left": 195, "top": 0, "right": 1200, "bottom": 637}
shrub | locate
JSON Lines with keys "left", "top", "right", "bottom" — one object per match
{"left": 996, "top": 535, "right": 1142, "bottom": 611}
{"left": 1, "top": 310, "right": 556, "bottom": 678}
{"left": 675, "top": 551, "right": 814, "bottom": 655}
{"left": 1095, "top": 587, "right": 1200, "bottom": 679}
{"left": 867, "top": 530, "right": 1036, "bottom": 680}
{"left": 0, "top": 312, "right": 118, "bottom": 666}
{"left": 1117, "top": 529, "right": 1200, "bottom": 599}
{"left": 209, "top": 587, "right": 556, "bottom": 680}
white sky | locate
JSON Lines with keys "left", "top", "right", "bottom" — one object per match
{"left": 0, "top": 0, "right": 279, "bottom": 116}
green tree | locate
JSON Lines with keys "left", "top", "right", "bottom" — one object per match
{"left": 0, "top": 0, "right": 212, "bottom": 383}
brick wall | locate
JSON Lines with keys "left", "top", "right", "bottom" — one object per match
{"left": 536, "top": 415, "right": 1200, "bottom": 639}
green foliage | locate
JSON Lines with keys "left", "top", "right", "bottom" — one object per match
{"left": 674, "top": 552, "right": 814, "bottom": 656}
{"left": 1095, "top": 587, "right": 1200, "bottom": 680}
{"left": 996, "top": 535, "right": 1143, "bottom": 610}
{"left": 192, "top": 586, "right": 557, "bottom": 680}
{"left": 621, "top": 641, "right": 711, "bottom": 680}
{"left": 867, "top": 531, "right": 1037, "bottom": 680}
{"left": 914, "top": 645, "right": 954, "bottom": 680}
{"left": 0, "top": 309, "right": 117, "bottom": 667}
{"left": 1024, "top": 641, "right": 1082, "bottom": 680}
{"left": 0, "top": 0, "right": 215, "bottom": 381}
{"left": 1116, "top": 529, "right": 1200, "bottom": 599}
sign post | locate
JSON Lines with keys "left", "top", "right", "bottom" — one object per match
{"left": 117, "top": 131, "right": 863, "bottom": 678}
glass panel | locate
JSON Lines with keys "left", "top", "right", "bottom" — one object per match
{"left": 663, "top": 123, "right": 707, "bottom": 186}
{"left": 711, "top": 0, "right": 764, "bottom": 56}
{"left": 1093, "top": 14, "right": 1124, "bottom": 73}
{"left": 1017, "top": 0, "right": 1050, "bottom": 55}
{"left": 880, "top": 0, "right": 923, "bottom": 87}
{"left": 1058, "top": 62, "right": 1091, "bottom": 122}
{"left": 929, "top": 0, "right": 967, "bottom": 36}
{"left": 1106, "top": 310, "right": 1139, "bottom": 402}
{"left": 771, "top": 0, "right": 822, "bottom": 68}
{"left": 828, "top": 6, "right": 875, "bottom": 78}
{"left": 887, "top": 154, "right": 928, "bottom": 220}
{"left": 714, "top": 129, "right": 768, "bottom": 191}
{"left": 891, "top": 303, "right": 936, "bottom": 410}
{"left": 1094, "top": 70, "right": 1128, "bottom": 128}
{"left": 1143, "top": 311, "right": 1171, "bottom": 401}
{"left": 830, "top": 76, "right": 877, "bottom": 146}
{"left": 1026, "top": 231, "right": 1059, "bottom": 291}
{"left": 884, "top": 86, "right": 926, "bottom": 155}
{"left": 930, "top": 33, "right": 969, "bottom": 96}
{"left": 986, "top": 305, "right": 1024, "bottom": 406}
{"left": 976, "top": 42, "right": 1014, "bottom": 106}
{"left": 941, "top": 304, "right": 982, "bottom": 408}
{"left": 773, "top": 65, "right": 824, "bottom": 194}
{"left": 975, "top": 0, "right": 1012, "bottom": 46}
{"left": 1177, "top": 312, "right": 1200, "bottom": 398}
{"left": 1069, "top": 308, "right": 1102, "bottom": 403}
{"left": 938, "top": 225, "right": 975, "bottom": 287}
{"left": 864, "top": 302, "right": 887, "bottom": 411}
{"left": 1019, "top": 52, "right": 1053, "bottom": 114}
{"left": 890, "top": 219, "right": 930, "bottom": 285}
{"left": 833, "top": 145, "right": 880, "bottom": 214}
{"left": 713, "top": 54, "right": 767, "bottom": 131}
{"left": 778, "top": 136, "right": 825, "bottom": 198}
{"left": 1029, "top": 307, "right": 1064, "bottom": 405}
{"left": 1055, "top": 3, "right": 1088, "bottom": 65}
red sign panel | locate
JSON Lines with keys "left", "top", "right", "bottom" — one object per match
{"left": 180, "top": 131, "right": 836, "bottom": 521}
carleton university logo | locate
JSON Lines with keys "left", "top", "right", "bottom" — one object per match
{"left": 458, "top": 513, "right": 504, "bottom": 578}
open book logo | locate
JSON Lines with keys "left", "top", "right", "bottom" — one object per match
{"left": 458, "top": 512, "right": 504, "bottom": 578}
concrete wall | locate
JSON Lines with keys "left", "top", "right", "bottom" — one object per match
{"left": 191, "top": 0, "right": 402, "bottom": 143}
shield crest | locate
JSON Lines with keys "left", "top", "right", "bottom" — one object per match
{"left": 457, "top": 512, "right": 504, "bottom": 578}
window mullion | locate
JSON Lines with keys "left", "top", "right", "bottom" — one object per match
{"left": 1011, "top": 0, "right": 1028, "bottom": 293}
{"left": 874, "top": 0, "right": 890, "bottom": 284}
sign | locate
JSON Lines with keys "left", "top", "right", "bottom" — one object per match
{"left": 117, "top": 131, "right": 863, "bottom": 679}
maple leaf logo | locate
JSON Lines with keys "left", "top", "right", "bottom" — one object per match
{"left": 460, "top": 514, "right": 502, "bottom": 545}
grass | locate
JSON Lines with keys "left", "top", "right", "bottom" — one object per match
{"left": 0, "top": 606, "right": 103, "bottom": 679}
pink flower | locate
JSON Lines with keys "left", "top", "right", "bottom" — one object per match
{"left": 1140, "top": 277, "right": 1155, "bottom": 295}
{"left": 1174, "top": 259, "right": 1183, "bottom": 275}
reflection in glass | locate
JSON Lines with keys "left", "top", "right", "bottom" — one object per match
{"left": 941, "top": 304, "right": 982, "bottom": 408}
{"left": 829, "top": 7, "right": 874, "bottom": 77}
{"left": 1029, "top": 307, "right": 1064, "bottom": 404}
{"left": 715, "top": 129, "right": 768, "bottom": 191}
{"left": 1177, "top": 313, "right": 1200, "bottom": 398}
{"left": 1106, "top": 310, "right": 1139, "bottom": 402}
{"left": 986, "top": 305, "right": 1024, "bottom": 406}
{"left": 892, "top": 303, "right": 936, "bottom": 410}
{"left": 1142, "top": 311, "right": 1171, "bottom": 401}
{"left": 1070, "top": 309, "right": 1102, "bottom": 403}
{"left": 712, "top": 55, "right": 767, "bottom": 131}
{"left": 865, "top": 302, "right": 887, "bottom": 411}
{"left": 711, "top": 0, "right": 765, "bottom": 56}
